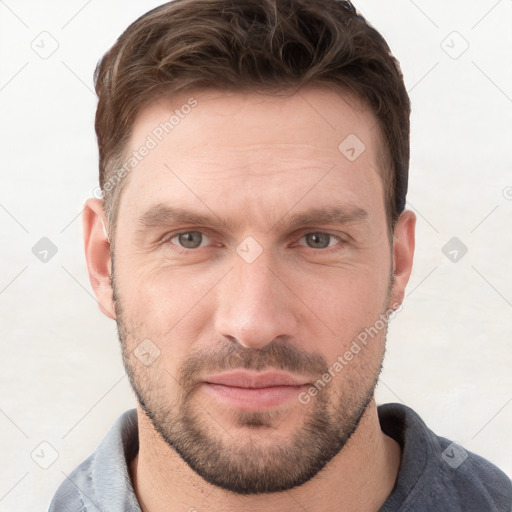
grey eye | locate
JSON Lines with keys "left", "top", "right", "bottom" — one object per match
{"left": 303, "top": 232, "right": 333, "bottom": 249}
{"left": 174, "top": 231, "right": 204, "bottom": 249}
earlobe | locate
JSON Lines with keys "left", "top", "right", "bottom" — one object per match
{"left": 83, "top": 198, "right": 116, "bottom": 319}
{"left": 390, "top": 210, "right": 416, "bottom": 308}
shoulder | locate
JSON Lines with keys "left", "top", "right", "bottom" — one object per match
{"left": 48, "top": 454, "right": 95, "bottom": 511}
{"left": 47, "top": 409, "right": 139, "bottom": 512}
{"left": 428, "top": 435, "right": 512, "bottom": 512}
{"left": 378, "top": 403, "right": 512, "bottom": 512}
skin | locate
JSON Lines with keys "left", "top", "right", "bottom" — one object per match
{"left": 84, "top": 86, "right": 415, "bottom": 512}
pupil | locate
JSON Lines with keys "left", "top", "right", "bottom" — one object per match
{"left": 179, "top": 232, "right": 202, "bottom": 248}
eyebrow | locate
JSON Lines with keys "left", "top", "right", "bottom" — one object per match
{"left": 278, "top": 205, "right": 368, "bottom": 230}
{"left": 136, "top": 203, "right": 368, "bottom": 233}
{"left": 137, "top": 205, "right": 241, "bottom": 231}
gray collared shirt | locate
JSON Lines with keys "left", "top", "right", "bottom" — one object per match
{"left": 48, "top": 403, "right": 512, "bottom": 511}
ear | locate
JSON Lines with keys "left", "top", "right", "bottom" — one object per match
{"left": 83, "top": 198, "right": 116, "bottom": 319}
{"left": 389, "top": 210, "right": 416, "bottom": 309}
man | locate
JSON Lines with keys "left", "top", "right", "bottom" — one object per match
{"left": 49, "top": 0, "right": 512, "bottom": 510}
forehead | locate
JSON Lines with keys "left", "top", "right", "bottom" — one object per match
{"left": 117, "top": 86, "right": 386, "bottom": 229}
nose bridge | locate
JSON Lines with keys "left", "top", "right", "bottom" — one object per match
{"left": 214, "top": 248, "right": 297, "bottom": 349}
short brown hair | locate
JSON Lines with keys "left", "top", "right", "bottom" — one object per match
{"left": 94, "top": 0, "right": 410, "bottom": 239}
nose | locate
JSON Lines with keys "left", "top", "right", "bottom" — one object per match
{"left": 213, "top": 250, "right": 299, "bottom": 350}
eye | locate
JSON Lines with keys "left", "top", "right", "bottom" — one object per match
{"left": 168, "top": 231, "right": 210, "bottom": 249}
{"left": 298, "top": 232, "right": 340, "bottom": 249}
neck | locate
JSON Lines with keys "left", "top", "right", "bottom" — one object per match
{"left": 129, "top": 398, "right": 401, "bottom": 512}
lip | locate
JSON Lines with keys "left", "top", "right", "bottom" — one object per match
{"left": 203, "top": 370, "right": 310, "bottom": 388}
{"left": 202, "top": 370, "right": 310, "bottom": 410}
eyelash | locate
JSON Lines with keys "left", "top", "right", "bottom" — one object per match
{"left": 160, "top": 230, "right": 346, "bottom": 253}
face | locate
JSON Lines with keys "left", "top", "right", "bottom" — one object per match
{"left": 101, "top": 87, "right": 412, "bottom": 494}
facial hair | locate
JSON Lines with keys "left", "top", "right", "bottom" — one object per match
{"left": 113, "top": 270, "right": 389, "bottom": 495}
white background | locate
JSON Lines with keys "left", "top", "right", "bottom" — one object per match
{"left": 1, "top": 0, "right": 511, "bottom": 510}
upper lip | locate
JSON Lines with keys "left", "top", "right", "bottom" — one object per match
{"left": 203, "top": 370, "right": 310, "bottom": 388}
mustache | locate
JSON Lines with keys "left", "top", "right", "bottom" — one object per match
{"left": 178, "top": 338, "right": 329, "bottom": 387}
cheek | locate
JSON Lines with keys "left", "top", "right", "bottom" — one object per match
{"left": 299, "top": 263, "right": 390, "bottom": 322}
{"left": 115, "top": 256, "right": 221, "bottom": 353}
{"left": 114, "top": 227, "right": 392, "bottom": 364}
{"left": 292, "top": 263, "right": 391, "bottom": 359}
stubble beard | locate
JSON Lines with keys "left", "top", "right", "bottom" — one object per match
{"left": 113, "top": 274, "right": 388, "bottom": 495}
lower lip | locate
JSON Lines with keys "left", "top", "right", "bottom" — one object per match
{"left": 202, "top": 383, "right": 306, "bottom": 409}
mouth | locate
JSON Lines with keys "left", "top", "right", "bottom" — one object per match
{"left": 202, "top": 370, "right": 310, "bottom": 410}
